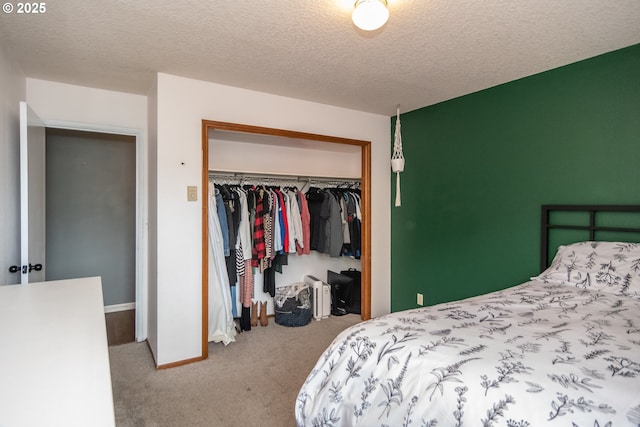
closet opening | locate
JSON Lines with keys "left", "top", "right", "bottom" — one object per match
{"left": 201, "top": 120, "right": 371, "bottom": 358}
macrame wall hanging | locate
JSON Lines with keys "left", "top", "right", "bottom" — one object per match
{"left": 391, "top": 105, "right": 405, "bottom": 207}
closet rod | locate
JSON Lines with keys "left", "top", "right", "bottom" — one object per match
{"left": 208, "top": 170, "right": 360, "bottom": 186}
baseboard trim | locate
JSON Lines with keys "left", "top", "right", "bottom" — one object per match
{"left": 104, "top": 302, "right": 135, "bottom": 314}
{"left": 156, "top": 355, "right": 206, "bottom": 370}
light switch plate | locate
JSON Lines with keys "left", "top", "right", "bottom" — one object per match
{"left": 187, "top": 186, "right": 197, "bottom": 201}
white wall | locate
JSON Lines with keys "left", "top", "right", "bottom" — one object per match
{"left": 26, "top": 79, "right": 147, "bottom": 131}
{"left": 210, "top": 137, "right": 361, "bottom": 178}
{"left": 0, "top": 43, "right": 26, "bottom": 286}
{"left": 156, "top": 73, "right": 391, "bottom": 366}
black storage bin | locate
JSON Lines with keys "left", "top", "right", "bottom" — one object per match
{"left": 274, "top": 283, "right": 312, "bottom": 327}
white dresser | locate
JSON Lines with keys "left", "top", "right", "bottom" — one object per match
{"left": 0, "top": 277, "right": 115, "bottom": 426}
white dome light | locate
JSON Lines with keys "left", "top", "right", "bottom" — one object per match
{"left": 352, "top": 0, "right": 389, "bottom": 31}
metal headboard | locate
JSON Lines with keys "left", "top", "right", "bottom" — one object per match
{"left": 540, "top": 204, "right": 640, "bottom": 272}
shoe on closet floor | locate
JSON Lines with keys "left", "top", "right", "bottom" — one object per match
{"left": 259, "top": 301, "right": 268, "bottom": 327}
{"left": 251, "top": 301, "right": 258, "bottom": 327}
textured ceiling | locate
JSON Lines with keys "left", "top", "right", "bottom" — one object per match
{"left": 1, "top": 0, "right": 639, "bottom": 116}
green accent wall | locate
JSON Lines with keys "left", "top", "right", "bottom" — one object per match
{"left": 391, "top": 44, "right": 640, "bottom": 312}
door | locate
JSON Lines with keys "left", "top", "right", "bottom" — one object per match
{"left": 19, "top": 102, "right": 46, "bottom": 284}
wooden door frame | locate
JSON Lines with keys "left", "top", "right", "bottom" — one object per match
{"left": 201, "top": 120, "right": 372, "bottom": 358}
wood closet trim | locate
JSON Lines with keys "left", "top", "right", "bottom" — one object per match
{"left": 201, "top": 120, "right": 372, "bottom": 359}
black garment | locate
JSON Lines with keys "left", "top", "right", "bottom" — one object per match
{"left": 225, "top": 249, "right": 238, "bottom": 285}
{"left": 272, "top": 252, "right": 288, "bottom": 274}
{"left": 263, "top": 266, "right": 276, "bottom": 297}
{"left": 349, "top": 217, "right": 361, "bottom": 260}
{"left": 239, "top": 306, "right": 251, "bottom": 332}
{"left": 346, "top": 190, "right": 361, "bottom": 259}
{"left": 219, "top": 184, "right": 240, "bottom": 285}
{"left": 318, "top": 191, "right": 331, "bottom": 254}
{"left": 227, "top": 187, "right": 241, "bottom": 246}
{"left": 262, "top": 188, "right": 271, "bottom": 215}
{"left": 244, "top": 186, "right": 256, "bottom": 212}
{"left": 306, "top": 187, "right": 325, "bottom": 251}
{"left": 279, "top": 297, "right": 300, "bottom": 312}
{"left": 340, "top": 192, "right": 353, "bottom": 257}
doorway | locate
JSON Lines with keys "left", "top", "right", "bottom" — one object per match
{"left": 46, "top": 128, "right": 137, "bottom": 344}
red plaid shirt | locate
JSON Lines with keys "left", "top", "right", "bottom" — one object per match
{"left": 251, "top": 190, "right": 266, "bottom": 267}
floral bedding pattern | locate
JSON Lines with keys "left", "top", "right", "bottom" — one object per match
{"left": 295, "top": 281, "right": 640, "bottom": 426}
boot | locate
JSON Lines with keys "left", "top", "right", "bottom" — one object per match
{"left": 251, "top": 301, "right": 258, "bottom": 327}
{"left": 259, "top": 301, "right": 268, "bottom": 327}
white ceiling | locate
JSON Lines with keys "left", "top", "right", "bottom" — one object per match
{"left": 1, "top": 0, "right": 639, "bottom": 116}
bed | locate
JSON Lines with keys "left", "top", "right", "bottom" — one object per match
{"left": 295, "top": 205, "right": 640, "bottom": 426}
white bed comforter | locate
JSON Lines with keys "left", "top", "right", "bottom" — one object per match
{"left": 296, "top": 281, "right": 640, "bottom": 426}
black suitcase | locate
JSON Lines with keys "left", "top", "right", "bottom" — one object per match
{"left": 327, "top": 270, "right": 352, "bottom": 316}
{"left": 340, "top": 268, "right": 361, "bottom": 315}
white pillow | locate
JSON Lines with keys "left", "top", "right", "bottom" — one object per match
{"left": 532, "top": 241, "right": 640, "bottom": 294}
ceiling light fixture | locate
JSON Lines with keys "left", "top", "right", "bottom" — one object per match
{"left": 352, "top": 0, "right": 389, "bottom": 31}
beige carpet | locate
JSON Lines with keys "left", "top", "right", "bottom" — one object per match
{"left": 109, "top": 314, "right": 362, "bottom": 427}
